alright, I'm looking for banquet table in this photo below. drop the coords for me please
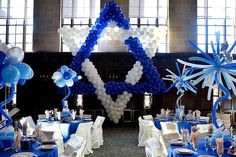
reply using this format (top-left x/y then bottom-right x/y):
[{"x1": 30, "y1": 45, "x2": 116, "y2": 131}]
[
  {"x1": 154, "y1": 118, "x2": 208, "y2": 133},
  {"x1": 37, "y1": 119, "x2": 92, "y2": 142},
  {"x1": 168, "y1": 139, "x2": 232, "y2": 157},
  {"x1": 0, "y1": 142, "x2": 58, "y2": 157}
]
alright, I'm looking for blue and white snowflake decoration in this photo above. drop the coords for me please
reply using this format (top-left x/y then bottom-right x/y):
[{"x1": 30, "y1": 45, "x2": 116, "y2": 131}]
[
  {"x1": 163, "y1": 62, "x2": 197, "y2": 110},
  {"x1": 177, "y1": 32, "x2": 236, "y2": 128}
]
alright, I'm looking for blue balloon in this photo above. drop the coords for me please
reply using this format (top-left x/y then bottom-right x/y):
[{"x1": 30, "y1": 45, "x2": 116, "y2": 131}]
[
  {"x1": 18, "y1": 79, "x2": 26, "y2": 85},
  {"x1": 15, "y1": 63, "x2": 34, "y2": 80},
  {"x1": 0, "y1": 51, "x2": 8, "y2": 65},
  {"x1": 1, "y1": 65, "x2": 20, "y2": 84},
  {"x1": 55, "y1": 79, "x2": 66, "y2": 88}
]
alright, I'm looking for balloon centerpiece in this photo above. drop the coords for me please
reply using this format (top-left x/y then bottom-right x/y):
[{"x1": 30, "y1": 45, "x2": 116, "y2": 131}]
[
  {"x1": 56, "y1": 0, "x2": 166, "y2": 123},
  {"x1": 0, "y1": 40, "x2": 34, "y2": 130},
  {"x1": 177, "y1": 32, "x2": 236, "y2": 128},
  {"x1": 163, "y1": 62, "x2": 197, "y2": 118},
  {"x1": 52, "y1": 65, "x2": 81, "y2": 119}
]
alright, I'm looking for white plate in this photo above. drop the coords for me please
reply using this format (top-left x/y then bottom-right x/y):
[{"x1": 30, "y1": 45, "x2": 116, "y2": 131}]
[
  {"x1": 11, "y1": 152, "x2": 36, "y2": 157},
  {"x1": 175, "y1": 148, "x2": 193, "y2": 154},
  {"x1": 38, "y1": 144, "x2": 56, "y2": 151}
]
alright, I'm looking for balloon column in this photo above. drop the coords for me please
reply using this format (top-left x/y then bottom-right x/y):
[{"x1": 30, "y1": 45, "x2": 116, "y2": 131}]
[
  {"x1": 52, "y1": 65, "x2": 80, "y2": 108},
  {"x1": 163, "y1": 62, "x2": 197, "y2": 108},
  {"x1": 0, "y1": 42, "x2": 34, "y2": 129},
  {"x1": 177, "y1": 32, "x2": 236, "y2": 128}
]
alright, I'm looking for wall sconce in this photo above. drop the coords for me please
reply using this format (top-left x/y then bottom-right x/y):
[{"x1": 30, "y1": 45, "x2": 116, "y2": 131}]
[{"x1": 144, "y1": 92, "x2": 153, "y2": 109}]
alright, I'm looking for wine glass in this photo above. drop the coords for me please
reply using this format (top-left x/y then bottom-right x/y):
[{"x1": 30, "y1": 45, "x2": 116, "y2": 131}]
[
  {"x1": 210, "y1": 140, "x2": 217, "y2": 155},
  {"x1": 192, "y1": 140, "x2": 198, "y2": 151},
  {"x1": 217, "y1": 146, "x2": 224, "y2": 157},
  {"x1": 205, "y1": 136, "x2": 209, "y2": 151}
]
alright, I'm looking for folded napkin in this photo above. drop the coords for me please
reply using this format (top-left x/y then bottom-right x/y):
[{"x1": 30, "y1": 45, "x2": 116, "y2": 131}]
[
  {"x1": 191, "y1": 132, "x2": 200, "y2": 148},
  {"x1": 14, "y1": 131, "x2": 21, "y2": 149},
  {"x1": 36, "y1": 128, "x2": 48, "y2": 142},
  {"x1": 195, "y1": 110, "x2": 201, "y2": 118},
  {"x1": 208, "y1": 123, "x2": 213, "y2": 134},
  {"x1": 79, "y1": 109, "x2": 84, "y2": 118},
  {"x1": 216, "y1": 138, "x2": 224, "y2": 154},
  {"x1": 72, "y1": 110, "x2": 77, "y2": 120},
  {"x1": 191, "y1": 126, "x2": 199, "y2": 133},
  {"x1": 166, "y1": 109, "x2": 171, "y2": 117},
  {"x1": 45, "y1": 110, "x2": 50, "y2": 119},
  {"x1": 161, "y1": 108, "x2": 165, "y2": 117}
]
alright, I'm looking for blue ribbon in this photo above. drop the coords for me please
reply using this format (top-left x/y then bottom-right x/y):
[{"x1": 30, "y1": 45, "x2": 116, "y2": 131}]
[
  {"x1": 62, "y1": 86, "x2": 71, "y2": 108},
  {"x1": 0, "y1": 85, "x2": 15, "y2": 130},
  {"x1": 212, "y1": 72, "x2": 230, "y2": 128}
]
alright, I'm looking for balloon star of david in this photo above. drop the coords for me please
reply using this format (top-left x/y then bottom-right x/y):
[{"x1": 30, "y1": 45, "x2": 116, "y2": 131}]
[
  {"x1": 58, "y1": 0, "x2": 166, "y2": 123},
  {"x1": 177, "y1": 32, "x2": 236, "y2": 128}
]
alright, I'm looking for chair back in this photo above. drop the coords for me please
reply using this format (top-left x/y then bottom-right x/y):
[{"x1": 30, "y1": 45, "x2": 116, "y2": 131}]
[
  {"x1": 160, "y1": 133, "x2": 179, "y2": 156},
  {"x1": 196, "y1": 124, "x2": 210, "y2": 133},
  {"x1": 145, "y1": 138, "x2": 160, "y2": 157},
  {"x1": 160, "y1": 122, "x2": 178, "y2": 135},
  {"x1": 143, "y1": 115, "x2": 153, "y2": 121},
  {"x1": 217, "y1": 113, "x2": 231, "y2": 128},
  {"x1": 93, "y1": 116, "x2": 105, "y2": 128}
]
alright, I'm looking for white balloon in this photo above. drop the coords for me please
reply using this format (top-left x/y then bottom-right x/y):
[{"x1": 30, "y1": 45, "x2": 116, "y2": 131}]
[{"x1": 65, "y1": 79, "x2": 74, "y2": 87}]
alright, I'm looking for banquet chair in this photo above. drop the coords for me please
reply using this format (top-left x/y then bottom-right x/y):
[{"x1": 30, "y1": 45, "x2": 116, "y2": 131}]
[
  {"x1": 199, "y1": 116, "x2": 210, "y2": 123},
  {"x1": 61, "y1": 135, "x2": 86, "y2": 157},
  {"x1": 143, "y1": 115, "x2": 154, "y2": 121},
  {"x1": 91, "y1": 116, "x2": 105, "y2": 148},
  {"x1": 82, "y1": 114, "x2": 92, "y2": 120},
  {"x1": 160, "y1": 122, "x2": 178, "y2": 135},
  {"x1": 145, "y1": 137, "x2": 163, "y2": 157},
  {"x1": 20, "y1": 116, "x2": 36, "y2": 135},
  {"x1": 40, "y1": 122, "x2": 64, "y2": 155},
  {"x1": 196, "y1": 124, "x2": 210, "y2": 133},
  {"x1": 138, "y1": 117, "x2": 160, "y2": 147},
  {"x1": 75, "y1": 121, "x2": 94, "y2": 154},
  {"x1": 159, "y1": 133, "x2": 179, "y2": 156},
  {"x1": 217, "y1": 113, "x2": 231, "y2": 128}
]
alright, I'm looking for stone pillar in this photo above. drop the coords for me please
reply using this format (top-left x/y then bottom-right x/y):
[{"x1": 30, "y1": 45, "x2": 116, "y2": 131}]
[
  {"x1": 169, "y1": 0, "x2": 197, "y2": 53},
  {"x1": 33, "y1": 0, "x2": 60, "y2": 52}
]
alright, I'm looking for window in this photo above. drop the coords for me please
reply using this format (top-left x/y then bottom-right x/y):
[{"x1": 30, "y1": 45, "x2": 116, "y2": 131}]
[
  {"x1": 144, "y1": 92, "x2": 152, "y2": 109},
  {"x1": 61, "y1": 0, "x2": 100, "y2": 52},
  {"x1": 0, "y1": 0, "x2": 34, "y2": 52},
  {"x1": 129, "y1": 0, "x2": 168, "y2": 53},
  {"x1": 197, "y1": 0, "x2": 236, "y2": 53}
]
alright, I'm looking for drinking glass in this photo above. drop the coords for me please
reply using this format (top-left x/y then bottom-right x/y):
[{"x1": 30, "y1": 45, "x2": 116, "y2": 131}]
[{"x1": 216, "y1": 146, "x2": 224, "y2": 157}]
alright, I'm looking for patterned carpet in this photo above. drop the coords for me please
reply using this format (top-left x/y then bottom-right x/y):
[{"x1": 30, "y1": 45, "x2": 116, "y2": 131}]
[{"x1": 87, "y1": 127, "x2": 145, "y2": 157}]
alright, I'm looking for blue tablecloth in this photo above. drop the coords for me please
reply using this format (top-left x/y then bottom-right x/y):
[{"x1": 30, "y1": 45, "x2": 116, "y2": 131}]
[
  {"x1": 168, "y1": 139, "x2": 232, "y2": 157},
  {"x1": 37, "y1": 119, "x2": 92, "y2": 142},
  {"x1": 154, "y1": 118, "x2": 207, "y2": 133},
  {"x1": 0, "y1": 142, "x2": 58, "y2": 157}
]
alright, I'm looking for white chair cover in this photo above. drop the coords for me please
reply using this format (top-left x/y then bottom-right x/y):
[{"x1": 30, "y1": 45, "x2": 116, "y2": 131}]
[
  {"x1": 143, "y1": 115, "x2": 154, "y2": 121},
  {"x1": 160, "y1": 122, "x2": 178, "y2": 135},
  {"x1": 199, "y1": 116, "x2": 210, "y2": 123},
  {"x1": 39, "y1": 122, "x2": 64, "y2": 155},
  {"x1": 91, "y1": 116, "x2": 105, "y2": 148},
  {"x1": 160, "y1": 133, "x2": 179, "y2": 156},
  {"x1": 75, "y1": 121, "x2": 94, "y2": 155},
  {"x1": 196, "y1": 124, "x2": 210, "y2": 133},
  {"x1": 145, "y1": 137, "x2": 163, "y2": 157},
  {"x1": 61, "y1": 135, "x2": 86, "y2": 157},
  {"x1": 138, "y1": 118, "x2": 160, "y2": 147},
  {"x1": 20, "y1": 116, "x2": 36, "y2": 135}
]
